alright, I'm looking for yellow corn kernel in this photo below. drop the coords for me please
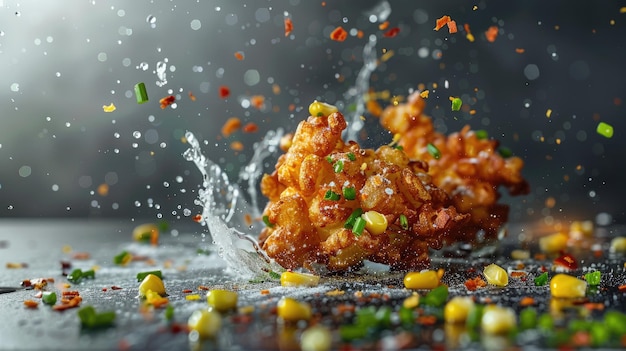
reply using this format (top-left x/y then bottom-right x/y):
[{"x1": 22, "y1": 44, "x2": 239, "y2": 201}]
[
  {"x1": 569, "y1": 220, "x2": 593, "y2": 238},
  {"x1": 187, "y1": 309, "x2": 222, "y2": 339},
  {"x1": 206, "y1": 289, "x2": 238, "y2": 312},
  {"x1": 361, "y1": 211, "x2": 388, "y2": 235},
  {"x1": 481, "y1": 305, "x2": 517, "y2": 334},
  {"x1": 550, "y1": 273, "x2": 587, "y2": 298},
  {"x1": 444, "y1": 296, "x2": 475, "y2": 324},
  {"x1": 609, "y1": 237, "x2": 626, "y2": 253},
  {"x1": 276, "y1": 297, "x2": 312, "y2": 322},
  {"x1": 145, "y1": 289, "x2": 169, "y2": 306},
  {"x1": 185, "y1": 294, "x2": 201, "y2": 301},
  {"x1": 403, "y1": 270, "x2": 440, "y2": 290},
  {"x1": 300, "y1": 325, "x2": 332, "y2": 351},
  {"x1": 133, "y1": 223, "x2": 159, "y2": 242},
  {"x1": 483, "y1": 263, "x2": 509, "y2": 287},
  {"x1": 402, "y1": 293, "x2": 420, "y2": 309},
  {"x1": 280, "y1": 271, "x2": 321, "y2": 287},
  {"x1": 138, "y1": 274, "x2": 166, "y2": 297},
  {"x1": 539, "y1": 232, "x2": 568, "y2": 253},
  {"x1": 511, "y1": 249, "x2": 530, "y2": 260},
  {"x1": 308, "y1": 100, "x2": 338, "y2": 117}
]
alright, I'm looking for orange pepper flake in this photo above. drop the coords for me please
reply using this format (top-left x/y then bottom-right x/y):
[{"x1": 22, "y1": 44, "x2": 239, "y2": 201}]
[
  {"x1": 584, "y1": 302, "x2": 605, "y2": 311},
  {"x1": 284, "y1": 17, "x2": 293, "y2": 37},
  {"x1": 515, "y1": 48, "x2": 525, "y2": 54},
  {"x1": 510, "y1": 271, "x2": 527, "y2": 278},
  {"x1": 383, "y1": 27, "x2": 400, "y2": 38},
  {"x1": 219, "y1": 85, "x2": 230, "y2": 99},
  {"x1": 159, "y1": 95, "x2": 176, "y2": 109},
  {"x1": 188, "y1": 91, "x2": 196, "y2": 101},
  {"x1": 221, "y1": 117, "x2": 242, "y2": 137},
  {"x1": 330, "y1": 26, "x2": 348, "y2": 42},
  {"x1": 485, "y1": 25, "x2": 499, "y2": 42},
  {"x1": 417, "y1": 315, "x2": 437, "y2": 326},
  {"x1": 519, "y1": 296, "x2": 535, "y2": 306},
  {"x1": 102, "y1": 287, "x2": 108, "y2": 292},
  {"x1": 464, "y1": 276, "x2": 487, "y2": 291},
  {"x1": 447, "y1": 20, "x2": 458, "y2": 34},
  {"x1": 97, "y1": 183, "x2": 109, "y2": 196},
  {"x1": 192, "y1": 214, "x2": 203, "y2": 223},
  {"x1": 62, "y1": 290, "x2": 80, "y2": 297},
  {"x1": 230, "y1": 141, "x2": 244, "y2": 152},
  {"x1": 366, "y1": 100, "x2": 382, "y2": 117},
  {"x1": 242, "y1": 122, "x2": 259, "y2": 133},
  {"x1": 72, "y1": 252, "x2": 91, "y2": 260},
  {"x1": 356, "y1": 30, "x2": 364, "y2": 39},
  {"x1": 250, "y1": 95, "x2": 265, "y2": 110},
  {"x1": 234, "y1": 51, "x2": 245, "y2": 60},
  {"x1": 434, "y1": 15, "x2": 452, "y2": 31},
  {"x1": 24, "y1": 300, "x2": 39, "y2": 309},
  {"x1": 198, "y1": 285, "x2": 210, "y2": 291},
  {"x1": 260, "y1": 289, "x2": 270, "y2": 295},
  {"x1": 378, "y1": 21, "x2": 390, "y2": 30}
]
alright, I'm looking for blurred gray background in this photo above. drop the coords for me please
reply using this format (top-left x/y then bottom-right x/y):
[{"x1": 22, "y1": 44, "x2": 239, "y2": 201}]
[{"x1": 0, "y1": 0, "x2": 624, "y2": 227}]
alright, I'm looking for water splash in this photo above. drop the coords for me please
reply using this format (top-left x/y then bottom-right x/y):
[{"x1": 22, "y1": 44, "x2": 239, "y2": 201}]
[{"x1": 183, "y1": 130, "x2": 284, "y2": 278}]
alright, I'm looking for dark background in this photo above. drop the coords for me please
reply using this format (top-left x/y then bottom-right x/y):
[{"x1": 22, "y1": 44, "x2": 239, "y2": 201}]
[{"x1": 0, "y1": 0, "x2": 623, "y2": 227}]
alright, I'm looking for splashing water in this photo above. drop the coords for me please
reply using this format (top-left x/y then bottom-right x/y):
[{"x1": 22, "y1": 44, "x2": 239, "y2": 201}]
[{"x1": 183, "y1": 130, "x2": 284, "y2": 278}]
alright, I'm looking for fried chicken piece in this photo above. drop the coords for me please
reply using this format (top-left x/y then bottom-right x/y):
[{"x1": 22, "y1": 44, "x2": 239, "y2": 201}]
[
  {"x1": 259, "y1": 110, "x2": 469, "y2": 272},
  {"x1": 380, "y1": 91, "x2": 529, "y2": 244}
]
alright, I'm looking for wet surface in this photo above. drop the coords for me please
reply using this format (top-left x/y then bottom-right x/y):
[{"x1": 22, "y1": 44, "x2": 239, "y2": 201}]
[{"x1": 1, "y1": 219, "x2": 625, "y2": 350}]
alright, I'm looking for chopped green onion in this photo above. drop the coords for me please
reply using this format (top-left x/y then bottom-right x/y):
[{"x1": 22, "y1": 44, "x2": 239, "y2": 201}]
[
  {"x1": 498, "y1": 147, "x2": 513, "y2": 158},
  {"x1": 136, "y1": 270, "x2": 163, "y2": 282},
  {"x1": 422, "y1": 285, "x2": 448, "y2": 307},
  {"x1": 519, "y1": 307, "x2": 537, "y2": 330},
  {"x1": 534, "y1": 272, "x2": 549, "y2": 286},
  {"x1": 475, "y1": 129, "x2": 488, "y2": 140},
  {"x1": 537, "y1": 313, "x2": 554, "y2": 331},
  {"x1": 343, "y1": 187, "x2": 356, "y2": 200},
  {"x1": 451, "y1": 97, "x2": 462, "y2": 111},
  {"x1": 393, "y1": 145, "x2": 404, "y2": 151},
  {"x1": 584, "y1": 270, "x2": 601, "y2": 286},
  {"x1": 134, "y1": 82, "x2": 149, "y2": 104},
  {"x1": 262, "y1": 215, "x2": 274, "y2": 228},
  {"x1": 317, "y1": 112, "x2": 324, "y2": 117},
  {"x1": 596, "y1": 122, "x2": 614, "y2": 138},
  {"x1": 268, "y1": 271, "x2": 281, "y2": 280},
  {"x1": 352, "y1": 217, "x2": 366, "y2": 236},
  {"x1": 399, "y1": 214, "x2": 409, "y2": 230},
  {"x1": 42, "y1": 291, "x2": 57, "y2": 305},
  {"x1": 427, "y1": 143, "x2": 441, "y2": 159},
  {"x1": 113, "y1": 250, "x2": 131, "y2": 265},
  {"x1": 82, "y1": 269, "x2": 95, "y2": 279},
  {"x1": 78, "y1": 306, "x2": 116, "y2": 329},
  {"x1": 344, "y1": 208, "x2": 363, "y2": 229},
  {"x1": 326, "y1": 156, "x2": 333, "y2": 163},
  {"x1": 164, "y1": 305, "x2": 175, "y2": 321},
  {"x1": 347, "y1": 152, "x2": 356, "y2": 161},
  {"x1": 324, "y1": 190, "x2": 340, "y2": 201},
  {"x1": 67, "y1": 268, "x2": 95, "y2": 284},
  {"x1": 333, "y1": 160, "x2": 344, "y2": 173}
]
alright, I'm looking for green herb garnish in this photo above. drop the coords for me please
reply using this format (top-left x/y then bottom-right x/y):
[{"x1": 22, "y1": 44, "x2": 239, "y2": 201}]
[
  {"x1": 333, "y1": 160, "x2": 344, "y2": 173},
  {"x1": 427, "y1": 143, "x2": 441, "y2": 159},
  {"x1": 343, "y1": 187, "x2": 356, "y2": 200},
  {"x1": 344, "y1": 208, "x2": 363, "y2": 229},
  {"x1": 262, "y1": 215, "x2": 274, "y2": 228},
  {"x1": 352, "y1": 217, "x2": 366, "y2": 236},
  {"x1": 324, "y1": 190, "x2": 341, "y2": 201},
  {"x1": 399, "y1": 214, "x2": 409, "y2": 229}
]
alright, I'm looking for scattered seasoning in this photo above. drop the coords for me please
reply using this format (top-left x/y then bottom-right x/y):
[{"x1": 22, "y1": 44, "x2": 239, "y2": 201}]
[
  {"x1": 597, "y1": 122, "x2": 614, "y2": 138},
  {"x1": 464, "y1": 23, "x2": 475, "y2": 42},
  {"x1": 134, "y1": 82, "x2": 149, "y2": 104},
  {"x1": 515, "y1": 48, "x2": 526, "y2": 54},
  {"x1": 251, "y1": 95, "x2": 265, "y2": 110},
  {"x1": 333, "y1": 160, "x2": 344, "y2": 173},
  {"x1": 420, "y1": 90, "x2": 430, "y2": 99},
  {"x1": 554, "y1": 252, "x2": 578, "y2": 270},
  {"x1": 383, "y1": 27, "x2": 400, "y2": 38},
  {"x1": 519, "y1": 296, "x2": 535, "y2": 306},
  {"x1": 352, "y1": 217, "x2": 366, "y2": 236},
  {"x1": 324, "y1": 190, "x2": 341, "y2": 201},
  {"x1": 188, "y1": 91, "x2": 196, "y2": 101},
  {"x1": 262, "y1": 215, "x2": 274, "y2": 228},
  {"x1": 485, "y1": 25, "x2": 499, "y2": 42},
  {"x1": 534, "y1": 272, "x2": 549, "y2": 286},
  {"x1": 343, "y1": 187, "x2": 356, "y2": 200},
  {"x1": 102, "y1": 103, "x2": 116, "y2": 112},
  {"x1": 219, "y1": 85, "x2": 230, "y2": 99},
  {"x1": 284, "y1": 17, "x2": 293, "y2": 37},
  {"x1": 330, "y1": 26, "x2": 348, "y2": 42},
  {"x1": 399, "y1": 214, "x2": 409, "y2": 229},
  {"x1": 427, "y1": 143, "x2": 441, "y2": 159},
  {"x1": 451, "y1": 97, "x2": 462, "y2": 111}
]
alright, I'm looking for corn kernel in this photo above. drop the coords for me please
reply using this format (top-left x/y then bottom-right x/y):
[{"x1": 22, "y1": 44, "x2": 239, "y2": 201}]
[
  {"x1": 511, "y1": 249, "x2": 530, "y2": 260},
  {"x1": 185, "y1": 294, "x2": 201, "y2": 301},
  {"x1": 187, "y1": 309, "x2": 222, "y2": 339},
  {"x1": 481, "y1": 305, "x2": 517, "y2": 334},
  {"x1": 402, "y1": 293, "x2": 420, "y2": 309},
  {"x1": 361, "y1": 211, "x2": 388, "y2": 235},
  {"x1": 403, "y1": 270, "x2": 440, "y2": 290},
  {"x1": 138, "y1": 274, "x2": 165, "y2": 297},
  {"x1": 444, "y1": 296, "x2": 475, "y2": 324},
  {"x1": 300, "y1": 325, "x2": 332, "y2": 351},
  {"x1": 483, "y1": 263, "x2": 509, "y2": 287},
  {"x1": 550, "y1": 273, "x2": 587, "y2": 298},
  {"x1": 277, "y1": 297, "x2": 312, "y2": 322},
  {"x1": 539, "y1": 232, "x2": 568, "y2": 253},
  {"x1": 308, "y1": 100, "x2": 338, "y2": 117},
  {"x1": 280, "y1": 271, "x2": 321, "y2": 287},
  {"x1": 206, "y1": 289, "x2": 238, "y2": 312},
  {"x1": 609, "y1": 237, "x2": 626, "y2": 253}
]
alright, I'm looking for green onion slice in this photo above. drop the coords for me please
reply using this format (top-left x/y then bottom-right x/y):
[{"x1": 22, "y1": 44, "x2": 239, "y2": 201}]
[
  {"x1": 596, "y1": 122, "x2": 614, "y2": 138},
  {"x1": 134, "y1": 82, "x2": 149, "y2": 104},
  {"x1": 352, "y1": 217, "x2": 366, "y2": 236},
  {"x1": 475, "y1": 129, "x2": 488, "y2": 140},
  {"x1": 347, "y1": 152, "x2": 356, "y2": 161},
  {"x1": 399, "y1": 214, "x2": 409, "y2": 230},
  {"x1": 42, "y1": 291, "x2": 57, "y2": 305},
  {"x1": 344, "y1": 208, "x2": 363, "y2": 229},
  {"x1": 324, "y1": 190, "x2": 340, "y2": 201},
  {"x1": 451, "y1": 97, "x2": 462, "y2": 111},
  {"x1": 333, "y1": 160, "x2": 344, "y2": 173},
  {"x1": 427, "y1": 143, "x2": 441, "y2": 159},
  {"x1": 262, "y1": 215, "x2": 274, "y2": 228},
  {"x1": 343, "y1": 187, "x2": 356, "y2": 200}
]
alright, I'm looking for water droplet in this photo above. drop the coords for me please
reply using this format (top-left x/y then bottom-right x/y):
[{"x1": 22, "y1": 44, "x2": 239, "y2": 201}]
[
  {"x1": 190, "y1": 19, "x2": 202, "y2": 30},
  {"x1": 10, "y1": 83, "x2": 19, "y2": 92},
  {"x1": 132, "y1": 131, "x2": 141, "y2": 139}
]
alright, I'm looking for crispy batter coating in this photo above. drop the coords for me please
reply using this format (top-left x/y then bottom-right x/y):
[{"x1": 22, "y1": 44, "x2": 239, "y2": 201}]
[
  {"x1": 380, "y1": 91, "x2": 529, "y2": 244},
  {"x1": 259, "y1": 111, "x2": 469, "y2": 272}
]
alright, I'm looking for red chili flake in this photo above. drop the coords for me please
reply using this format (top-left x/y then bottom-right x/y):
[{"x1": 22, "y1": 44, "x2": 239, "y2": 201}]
[
  {"x1": 197, "y1": 285, "x2": 210, "y2": 291},
  {"x1": 242, "y1": 122, "x2": 259, "y2": 133},
  {"x1": 383, "y1": 27, "x2": 400, "y2": 38},
  {"x1": 519, "y1": 296, "x2": 535, "y2": 306},
  {"x1": 232, "y1": 314, "x2": 253, "y2": 324},
  {"x1": 111, "y1": 286, "x2": 123, "y2": 290},
  {"x1": 572, "y1": 331, "x2": 591, "y2": 347},
  {"x1": 330, "y1": 26, "x2": 348, "y2": 42},
  {"x1": 464, "y1": 276, "x2": 487, "y2": 291},
  {"x1": 21, "y1": 279, "x2": 32, "y2": 287},
  {"x1": 159, "y1": 95, "x2": 176, "y2": 109},
  {"x1": 188, "y1": 91, "x2": 196, "y2": 101},
  {"x1": 72, "y1": 252, "x2": 91, "y2": 260},
  {"x1": 219, "y1": 85, "x2": 230, "y2": 99},
  {"x1": 62, "y1": 290, "x2": 80, "y2": 296},
  {"x1": 102, "y1": 287, "x2": 108, "y2": 292},
  {"x1": 447, "y1": 20, "x2": 458, "y2": 34},
  {"x1": 192, "y1": 214, "x2": 203, "y2": 223},
  {"x1": 554, "y1": 252, "x2": 578, "y2": 270},
  {"x1": 234, "y1": 51, "x2": 245, "y2": 61},
  {"x1": 434, "y1": 15, "x2": 452, "y2": 31},
  {"x1": 510, "y1": 271, "x2": 527, "y2": 278},
  {"x1": 284, "y1": 17, "x2": 293, "y2": 37},
  {"x1": 260, "y1": 289, "x2": 270, "y2": 295},
  {"x1": 182, "y1": 289, "x2": 193, "y2": 294},
  {"x1": 221, "y1": 117, "x2": 241, "y2": 137},
  {"x1": 584, "y1": 302, "x2": 605, "y2": 311},
  {"x1": 378, "y1": 21, "x2": 390, "y2": 30},
  {"x1": 485, "y1": 25, "x2": 499, "y2": 42}
]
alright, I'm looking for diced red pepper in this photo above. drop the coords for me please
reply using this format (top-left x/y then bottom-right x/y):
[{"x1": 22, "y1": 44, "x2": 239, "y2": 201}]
[
  {"x1": 330, "y1": 26, "x2": 348, "y2": 42},
  {"x1": 383, "y1": 27, "x2": 400, "y2": 38}
]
